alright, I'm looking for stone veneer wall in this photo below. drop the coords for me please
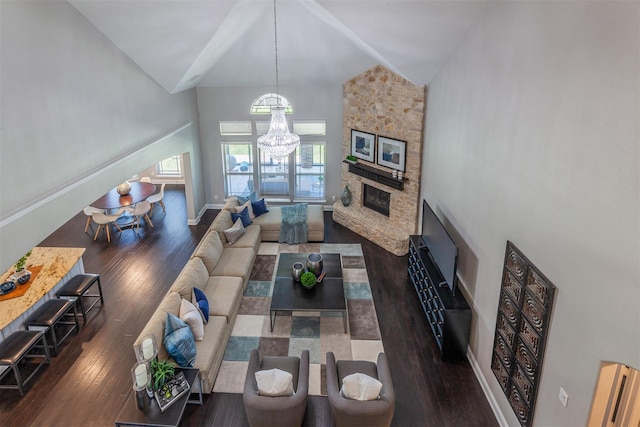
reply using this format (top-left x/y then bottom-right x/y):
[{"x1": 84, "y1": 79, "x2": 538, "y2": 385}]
[{"x1": 333, "y1": 65, "x2": 426, "y2": 256}]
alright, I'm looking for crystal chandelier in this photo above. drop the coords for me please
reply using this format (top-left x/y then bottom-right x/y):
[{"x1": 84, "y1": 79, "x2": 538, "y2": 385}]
[{"x1": 257, "y1": 0, "x2": 299, "y2": 161}]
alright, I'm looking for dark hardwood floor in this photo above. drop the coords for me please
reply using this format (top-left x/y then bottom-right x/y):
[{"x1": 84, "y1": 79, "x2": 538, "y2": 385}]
[{"x1": 0, "y1": 186, "x2": 497, "y2": 426}]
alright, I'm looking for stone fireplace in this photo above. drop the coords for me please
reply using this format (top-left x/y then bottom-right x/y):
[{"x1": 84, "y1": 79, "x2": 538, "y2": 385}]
[
  {"x1": 333, "y1": 65, "x2": 426, "y2": 256},
  {"x1": 363, "y1": 184, "x2": 390, "y2": 217}
]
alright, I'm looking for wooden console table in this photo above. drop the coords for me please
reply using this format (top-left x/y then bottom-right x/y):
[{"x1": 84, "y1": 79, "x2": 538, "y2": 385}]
[{"x1": 0, "y1": 247, "x2": 86, "y2": 341}]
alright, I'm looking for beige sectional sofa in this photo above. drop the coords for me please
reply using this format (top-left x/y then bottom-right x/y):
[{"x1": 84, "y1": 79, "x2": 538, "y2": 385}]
[
  {"x1": 216, "y1": 196, "x2": 325, "y2": 242},
  {"x1": 133, "y1": 199, "x2": 324, "y2": 393}
]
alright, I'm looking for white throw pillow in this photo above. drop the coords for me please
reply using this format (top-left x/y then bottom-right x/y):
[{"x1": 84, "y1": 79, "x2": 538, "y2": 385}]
[
  {"x1": 223, "y1": 218, "x2": 246, "y2": 245},
  {"x1": 235, "y1": 200, "x2": 255, "y2": 219},
  {"x1": 340, "y1": 373, "x2": 383, "y2": 401},
  {"x1": 179, "y1": 298, "x2": 204, "y2": 341},
  {"x1": 255, "y1": 368, "x2": 295, "y2": 397}
]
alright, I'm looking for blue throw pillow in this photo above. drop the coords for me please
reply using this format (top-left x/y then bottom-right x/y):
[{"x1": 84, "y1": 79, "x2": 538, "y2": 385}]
[
  {"x1": 231, "y1": 206, "x2": 252, "y2": 227},
  {"x1": 251, "y1": 198, "x2": 269, "y2": 217},
  {"x1": 163, "y1": 313, "x2": 196, "y2": 367},
  {"x1": 237, "y1": 191, "x2": 257, "y2": 205},
  {"x1": 192, "y1": 287, "x2": 209, "y2": 323}
]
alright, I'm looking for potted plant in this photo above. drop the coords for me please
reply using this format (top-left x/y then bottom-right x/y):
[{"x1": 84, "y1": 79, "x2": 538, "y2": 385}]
[
  {"x1": 150, "y1": 358, "x2": 176, "y2": 391},
  {"x1": 13, "y1": 251, "x2": 32, "y2": 285},
  {"x1": 301, "y1": 272, "x2": 317, "y2": 290}
]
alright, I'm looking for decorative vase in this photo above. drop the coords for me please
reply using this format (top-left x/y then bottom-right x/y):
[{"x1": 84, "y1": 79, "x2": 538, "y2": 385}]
[
  {"x1": 291, "y1": 262, "x2": 305, "y2": 282},
  {"x1": 306, "y1": 253, "x2": 323, "y2": 276},
  {"x1": 341, "y1": 185, "x2": 352, "y2": 207},
  {"x1": 117, "y1": 181, "x2": 132, "y2": 195}
]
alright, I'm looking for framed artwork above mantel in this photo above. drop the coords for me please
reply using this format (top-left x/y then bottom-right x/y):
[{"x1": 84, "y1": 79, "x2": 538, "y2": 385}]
[
  {"x1": 377, "y1": 136, "x2": 406, "y2": 172},
  {"x1": 350, "y1": 129, "x2": 376, "y2": 163}
]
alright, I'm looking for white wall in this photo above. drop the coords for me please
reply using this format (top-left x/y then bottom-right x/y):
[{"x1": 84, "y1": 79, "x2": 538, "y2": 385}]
[
  {"x1": 0, "y1": 1, "x2": 205, "y2": 271},
  {"x1": 423, "y1": 2, "x2": 639, "y2": 426},
  {"x1": 196, "y1": 85, "x2": 344, "y2": 205}
]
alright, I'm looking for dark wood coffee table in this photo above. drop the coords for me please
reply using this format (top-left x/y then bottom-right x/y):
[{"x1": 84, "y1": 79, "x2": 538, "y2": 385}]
[
  {"x1": 114, "y1": 368, "x2": 202, "y2": 427},
  {"x1": 270, "y1": 253, "x2": 347, "y2": 333}
]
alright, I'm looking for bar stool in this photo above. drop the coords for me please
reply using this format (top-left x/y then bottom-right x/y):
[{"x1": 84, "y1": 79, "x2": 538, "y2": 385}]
[
  {"x1": 55, "y1": 273, "x2": 103, "y2": 324},
  {"x1": 24, "y1": 299, "x2": 79, "y2": 356},
  {"x1": 0, "y1": 330, "x2": 51, "y2": 395}
]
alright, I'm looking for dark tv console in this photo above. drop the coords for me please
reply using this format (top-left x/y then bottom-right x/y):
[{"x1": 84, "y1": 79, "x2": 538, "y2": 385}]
[{"x1": 408, "y1": 236, "x2": 471, "y2": 360}]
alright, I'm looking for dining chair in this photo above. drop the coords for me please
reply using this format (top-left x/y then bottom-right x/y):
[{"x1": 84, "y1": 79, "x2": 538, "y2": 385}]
[
  {"x1": 146, "y1": 183, "x2": 166, "y2": 216},
  {"x1": 83, "y1": 206, "x2": 106, "y2": 233},
  {"x1": 92, "y1": 209, "x2": 124, "y2": 242},
  {"x1": 130, "y1": 201, "x2": 154, "y2": 231}
]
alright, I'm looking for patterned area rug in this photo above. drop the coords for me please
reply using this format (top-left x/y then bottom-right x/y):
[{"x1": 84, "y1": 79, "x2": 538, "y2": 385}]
[{"x1": 213, "y1": 243, "x2": 384, "y2": 396}]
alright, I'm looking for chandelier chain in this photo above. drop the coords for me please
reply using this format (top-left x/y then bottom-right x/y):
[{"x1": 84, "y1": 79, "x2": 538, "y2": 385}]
[{"x1": 273, "y1": 0, "x2": 280, "y2": 107}]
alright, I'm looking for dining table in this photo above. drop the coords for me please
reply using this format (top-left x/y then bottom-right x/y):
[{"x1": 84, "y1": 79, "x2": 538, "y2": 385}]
[{"x1": 91, "y1": 182, "x2": 157, "y2": 211}]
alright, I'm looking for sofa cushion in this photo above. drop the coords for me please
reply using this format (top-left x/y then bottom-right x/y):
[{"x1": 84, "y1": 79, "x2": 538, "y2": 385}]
[
  {"x1": 224, "y1": 222, "x2": 261, "y2": 249},
  {"x1": 211, "y1": 247, "x2": 255, "y2": 283},
  {"x1": 194, "y1": 232, "x2": 225, "y2": 274},
  {"x1": 134, "y1": 292, "x2": 182, "y2": 361},
  {"x1": 193, "y1": 315, "x2": 228, "y2": 392},
  {"x1": 202, "y1": 276, "x2": 244, "y2": 324},
  {"x1": 210, "y1": 209, "x2": 234, "y2": 244},
  {"x1": 192, "y1": 287, "x2": 209, "y2": 323},
  {"x1": 237, "y1": 192, "x2": 257, "y2": 205},
  {"x1": 251, "y1": 198, "x2": 269, "y2": 217},
  {"x1": 170, "y1": 257, "x2": 210, "y2": 301},
  {"x1": 224, "y1": 218, "x2": 245, "y2": 245},
  {"x1": 236, "y1": 200, "x2": 255, "y2": 219},
  {"x1": 255, "y1": 368, "x2": 294, "y2": 397},
  {"x1": 231, "y1": 206, "x2": 252, "y2": 228},
  {"x1": 179, "y1": 298, "x2": 204, "y2": 341},
  {"x1": 164, "y1": 312, "x2": 196, "y2": 368},
  {"x1": 340, "y1": 372, "x2": 382, "y2": 401}
]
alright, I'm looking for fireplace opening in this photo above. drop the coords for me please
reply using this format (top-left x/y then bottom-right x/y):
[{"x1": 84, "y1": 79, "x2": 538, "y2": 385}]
[{"x1": 363, "y1": 184, "x2": 390, "y2": 216}]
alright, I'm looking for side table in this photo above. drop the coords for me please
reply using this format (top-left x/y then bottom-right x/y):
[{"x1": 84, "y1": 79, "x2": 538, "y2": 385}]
[{"x1": 115, "y1": 368, "x2": 202, "y2": 427}]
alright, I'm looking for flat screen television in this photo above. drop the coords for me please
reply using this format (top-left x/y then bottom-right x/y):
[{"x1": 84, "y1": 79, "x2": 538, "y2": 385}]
[{"x1": 420, "y1": 199, "x2": 459, "y2": 295}]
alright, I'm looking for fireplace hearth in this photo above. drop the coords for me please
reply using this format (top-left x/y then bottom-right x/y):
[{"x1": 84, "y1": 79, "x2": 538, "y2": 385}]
[{"x1": 363, "y1": 184, "x2": 390, "y2": 216}]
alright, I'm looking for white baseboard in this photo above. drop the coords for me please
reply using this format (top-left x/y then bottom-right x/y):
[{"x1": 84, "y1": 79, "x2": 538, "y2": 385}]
[{"x1": 467, "y1": 348, "x2": 509, "y2": 426}]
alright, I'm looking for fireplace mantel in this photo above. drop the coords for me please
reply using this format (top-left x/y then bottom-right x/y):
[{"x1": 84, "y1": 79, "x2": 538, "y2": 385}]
[{"x1": 344, "y1": 161, "x2": 406, "y2": 191}]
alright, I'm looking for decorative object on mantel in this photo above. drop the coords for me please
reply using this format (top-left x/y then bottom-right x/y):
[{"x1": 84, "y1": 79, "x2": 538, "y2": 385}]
[
  {"x1": 341, "y1": 185, "x2": 352, "y2": 207},
  {"x1": 116, "y1": 181, "x2": 132, "y2": 195},
  {"x1": 291, "y1": 262, "x2": 304, "y2": 282},
  {"x1": 392, "y1": 170, "x2": 397, "y2": 179},
  {"x1": 398, "y1": 171, "x2": 403, "y2": 180},
  {"x1": 345, "y1": 155, "x2": 358, "y2": 164},
  {"x1": 491, "y1": 241, "x2": 556, "y2": 427},
  {"x1": 306, "y1": 252, "x2": 323, "y2": 276},
  {"x1": 377, "y1": 136, "x2": 406, "y2": 171},
  {"x1": 256, "y1": 0, "x2": 300, "y2": 160},
  {"x1": 351, "y1": 129, "x2": 376, "y2": 163}
]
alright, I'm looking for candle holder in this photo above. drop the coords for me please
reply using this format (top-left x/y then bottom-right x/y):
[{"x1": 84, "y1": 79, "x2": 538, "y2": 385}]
[
  {"x1": 131, "y1": 361, "x2": 153, "y2": 408},
  {"x1": 134, "y1": 334, "x2": 157, "y2": 364}
]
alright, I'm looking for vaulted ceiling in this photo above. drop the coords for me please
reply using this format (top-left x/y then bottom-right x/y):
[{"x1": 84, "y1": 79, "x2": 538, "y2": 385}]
[{"x1": 68, "y1": 0, "x2": 487, "y2": 94}]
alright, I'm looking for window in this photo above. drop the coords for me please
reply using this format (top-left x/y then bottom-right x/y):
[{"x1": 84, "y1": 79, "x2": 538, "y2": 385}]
[
  {"x1": 250, "y1": 93, "x2": 293, "y2": 114},
  {"x1": 156, "y1": 155, "x2": 182, "y2": 176},
  {"x1": 220, "y1": 118, "x2": 326, "y2": 201},
  {"x1": 221, "y1": 143, "x2": 254, "y2": 196},
  {"x1": 294, "y1": 142, "x2": 325, "y2": 198}
]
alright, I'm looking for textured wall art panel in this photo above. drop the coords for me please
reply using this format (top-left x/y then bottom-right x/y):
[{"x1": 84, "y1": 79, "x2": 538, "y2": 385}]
[{"x1": 491, "y1": 241, "x2": 556, "y2": 427}]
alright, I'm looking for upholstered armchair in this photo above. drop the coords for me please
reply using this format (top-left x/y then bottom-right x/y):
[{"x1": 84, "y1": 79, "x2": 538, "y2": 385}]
[
  {"x1": 326, "y1": 352, "x2": 395, "y2": 427},
  {"x1": 243, "y1": 349, "x2": 309, "y2": 427}
]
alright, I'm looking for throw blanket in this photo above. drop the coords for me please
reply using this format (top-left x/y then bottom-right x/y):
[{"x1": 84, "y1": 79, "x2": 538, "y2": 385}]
[{"x1": 279, "y1": 203, "x2": 308, "y2": 244}]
